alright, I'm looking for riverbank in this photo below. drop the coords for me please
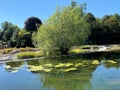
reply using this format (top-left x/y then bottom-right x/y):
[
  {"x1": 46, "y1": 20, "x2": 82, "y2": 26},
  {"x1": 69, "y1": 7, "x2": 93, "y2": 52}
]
[{"x1": 1, "y1": 45, "x2": 120, "y2": 63}]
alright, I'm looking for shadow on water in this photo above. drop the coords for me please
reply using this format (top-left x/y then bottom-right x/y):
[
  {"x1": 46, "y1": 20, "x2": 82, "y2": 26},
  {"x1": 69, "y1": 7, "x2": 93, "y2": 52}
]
[{"x1": 70, "y1": 51, "x2": 120, "y2": 60}]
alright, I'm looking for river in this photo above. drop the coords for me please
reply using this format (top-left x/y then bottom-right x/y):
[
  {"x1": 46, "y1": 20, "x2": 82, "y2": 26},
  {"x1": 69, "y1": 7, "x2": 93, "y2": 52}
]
[{"x1": 0, "y1": 55, "x2": 120, "y2": 90}]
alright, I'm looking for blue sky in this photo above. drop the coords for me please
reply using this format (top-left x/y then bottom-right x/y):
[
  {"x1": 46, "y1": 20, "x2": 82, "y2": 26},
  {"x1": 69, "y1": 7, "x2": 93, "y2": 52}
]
[{"x1": 0, "y1": 0, "x2": 120, "y2": 28}]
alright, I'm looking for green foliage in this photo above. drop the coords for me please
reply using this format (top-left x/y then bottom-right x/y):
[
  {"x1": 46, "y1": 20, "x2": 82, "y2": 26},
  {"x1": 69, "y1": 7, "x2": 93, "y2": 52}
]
[
  {"x1": 17, "y1": 51, "x2": 42, "y2": 59},
  {"x1": 17, "y1": 30, "x2": 33, "y2": 47},
  {"x1": 87, "y1": 13, "x2": 120, "y2": 44},
  {"x1": 1, "y1": 3, "x2": 120, "y2": 47},
  {"x1": 69, "y1": 49, "x2": 86, "y2": 54},
  {"x1": 36, "y1": 4, "x2": 90, "y2": 55},
  {"x1": 104, "y1": 15, "x2": 120, "y2": 33},
  {"x1": 1, "y1": 22, "x2": 20, "y2": 42}
]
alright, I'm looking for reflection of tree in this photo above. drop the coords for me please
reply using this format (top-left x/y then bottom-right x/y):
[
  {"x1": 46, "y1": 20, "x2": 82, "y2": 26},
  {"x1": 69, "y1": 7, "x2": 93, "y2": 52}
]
[
  {"x1": 104, "y1": 61, "x2": 120, "y2": 69},
  {"x1": 6, "y1": 61, "x2": 23, "y2": 68},
  {"x1": 27, "y1": 59, "x2": 61, "y2": 66},
  {"x1": 27, "y1": 60, "x2": 40, "y2": 66},
  {"x1": 39, "y1": 65, "x2": 97, "y2": 90},
  {"x1": 5, "y1": 61, "x2": 23, "y2": 72}
]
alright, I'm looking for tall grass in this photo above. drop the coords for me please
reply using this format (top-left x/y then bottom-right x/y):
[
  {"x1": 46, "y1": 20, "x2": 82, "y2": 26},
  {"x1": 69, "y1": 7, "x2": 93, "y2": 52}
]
[
  {"x1": 17, "y1": 52, "x2": 42, "y2": 59},
  {"x1": 0, "y1": 48, "x2": 14, "y2": 54}
]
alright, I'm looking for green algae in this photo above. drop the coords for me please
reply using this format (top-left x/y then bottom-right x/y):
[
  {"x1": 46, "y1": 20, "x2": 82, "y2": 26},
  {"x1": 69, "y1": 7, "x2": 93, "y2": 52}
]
[
  {"x1": 29, "y1": 65, "x2": 44, "y2": 72},
  {"x1": 63, "y1": 68, "x2": 78, "y2": 72},
  {"x1": 74, "y1": 63, "x2": 83, "y2": 67},
  {"x1": 54, "y1": 63, "x2": 73, "y2": 68},
  {"x1": 44, "y1": 64, "x2": 53, "y2": 67},
  {"x1": 107, "y1": 60, "x2": 117, "y2": 64},
  {"x1": 91, "y1": 60, "x2": 100, "y2": 65}
]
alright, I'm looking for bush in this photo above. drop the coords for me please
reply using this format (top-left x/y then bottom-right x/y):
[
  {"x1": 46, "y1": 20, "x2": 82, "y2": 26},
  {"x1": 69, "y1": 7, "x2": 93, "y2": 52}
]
[
  {"x1": 17, "y1": 51, "x2": 43, "y2": 59},
  {"x1": 69, "y1": 48, "x2": 89, "y2": 54}
]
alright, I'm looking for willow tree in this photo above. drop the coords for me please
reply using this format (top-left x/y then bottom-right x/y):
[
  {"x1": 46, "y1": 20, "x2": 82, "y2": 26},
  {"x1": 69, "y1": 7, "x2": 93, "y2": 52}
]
[{"x1": 36, "y1": 4, "x2": 90, "y2": 55}]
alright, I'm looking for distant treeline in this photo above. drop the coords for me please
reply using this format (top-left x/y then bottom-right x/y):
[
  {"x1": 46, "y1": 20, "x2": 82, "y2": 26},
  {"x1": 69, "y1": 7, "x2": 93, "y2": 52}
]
[
  {"x1": 86, "y1": 13, "x2": 120, "y2": 45},
  {"x1": 0, "y1": 5, "x2": 120, "y2": 48},
  {"x1": 0, "y1": 17, "x2": 42, "y2": 48}
]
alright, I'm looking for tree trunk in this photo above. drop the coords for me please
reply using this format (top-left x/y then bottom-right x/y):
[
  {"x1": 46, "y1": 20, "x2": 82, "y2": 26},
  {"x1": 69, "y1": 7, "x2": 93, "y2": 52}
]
[{"x1": 60, "y1": 47, "x2": 69, "y2": 55}]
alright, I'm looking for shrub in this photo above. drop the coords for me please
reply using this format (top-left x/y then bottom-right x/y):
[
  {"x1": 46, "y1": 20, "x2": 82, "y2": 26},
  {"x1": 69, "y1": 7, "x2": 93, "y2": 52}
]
[
  {"x1": 17, "y1": 51, "x2": 43, "y2": 59},
  {"x1": 69, "y1": 48, "x2": 88, "y2": 54}
]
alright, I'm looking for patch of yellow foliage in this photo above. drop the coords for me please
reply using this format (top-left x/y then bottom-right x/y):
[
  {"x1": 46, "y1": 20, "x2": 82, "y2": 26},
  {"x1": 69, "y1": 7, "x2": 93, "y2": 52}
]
[
  {"x1": 107, "y1": 60, "x2": 117, "y2": 64},
  {"x1": 91, "y1": 60, "x2": 100, "y2": 65},
  {"x1": 63, "y1": 68, "x2": 77, "y2": 72}
]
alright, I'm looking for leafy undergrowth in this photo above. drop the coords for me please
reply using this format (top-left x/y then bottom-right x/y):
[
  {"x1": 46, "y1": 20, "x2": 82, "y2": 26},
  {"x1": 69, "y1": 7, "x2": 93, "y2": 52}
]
[{"x1": 17, "y1": 51, "x2": 43, "y2": 59}]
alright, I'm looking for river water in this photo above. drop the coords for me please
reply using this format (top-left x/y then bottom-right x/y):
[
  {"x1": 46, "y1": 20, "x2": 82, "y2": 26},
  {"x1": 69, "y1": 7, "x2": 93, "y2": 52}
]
[{"x1": 0, "y1": 56, "x2": 120, "y2": 90}]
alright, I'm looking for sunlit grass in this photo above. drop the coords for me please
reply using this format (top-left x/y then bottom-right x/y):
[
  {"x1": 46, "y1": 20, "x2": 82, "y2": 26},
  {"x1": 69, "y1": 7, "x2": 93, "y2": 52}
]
[
  {"x1": 69, "y1": 48, "x2": 88, "y2": 54},
  {"x1": 17, "y1": 51, "x2": 43, "y2": 59}
]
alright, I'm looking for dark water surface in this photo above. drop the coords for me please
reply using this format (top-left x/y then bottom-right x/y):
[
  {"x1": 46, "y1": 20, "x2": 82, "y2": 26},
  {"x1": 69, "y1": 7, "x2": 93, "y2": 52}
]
[{"x1": 0, "y1": 56, "x2": 120, "y2": 90}]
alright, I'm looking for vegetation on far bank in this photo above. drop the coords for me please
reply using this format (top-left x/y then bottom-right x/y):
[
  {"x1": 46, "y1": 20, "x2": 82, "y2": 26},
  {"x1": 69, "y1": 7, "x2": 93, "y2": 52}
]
[
  {"x1": 17, "y1": 51, "x2": 42, "y2": 59},
  {"x1": 1, "y1": 2, "x2": 120, "y2": 58},
  {"x1": 15, "y1": 44, "x2": 120, "y2": 59},
  {"x1": 1, "y1": 44, "x2": 120, "y2": 59},
  {"x1": 0, "y1": 47, "x2": 38, "y2": 54}
]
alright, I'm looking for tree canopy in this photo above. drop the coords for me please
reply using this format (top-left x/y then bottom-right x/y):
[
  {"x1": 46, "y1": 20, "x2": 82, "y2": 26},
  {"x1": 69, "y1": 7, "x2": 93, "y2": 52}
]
[
  {"x1": 24, "y1": 17, "x2": 42, "y2": 32},
  {"x1": 36, "y1": 4, "x2": 90, "y2": 55},
  {"x1": 1, "y1": 2, "x2": 120, "y2": 48},
  {"x1": 1, "y1": 21, "x2": 20, "y2": 42}
]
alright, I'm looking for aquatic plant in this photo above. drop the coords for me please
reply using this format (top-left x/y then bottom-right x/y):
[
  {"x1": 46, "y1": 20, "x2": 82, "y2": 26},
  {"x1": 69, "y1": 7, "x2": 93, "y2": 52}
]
[
  {"x1": 62, "y1": 68, "x2": 78, "y2": 72},
  {"x1": 91, "y1": 60, "x2": 100, "y2": 65},
  {"x1": 74, "y1": 63, "x2": 83, "y2": 67},
  {"x1": 106, "y1": 60, "x2": 117, "y2": 64},
  {"x1": 43, "y1": 69, "x2": 52, "y2": 72},
  {"x1": 54, "y1": 63, "x2": 73, "y2": 68},
  {"x1": 44, "y1": 64, "x2": 53, "y2": 67},
  {"x1": 29, "y1": 65, "x2": 44, "y2": 72}
]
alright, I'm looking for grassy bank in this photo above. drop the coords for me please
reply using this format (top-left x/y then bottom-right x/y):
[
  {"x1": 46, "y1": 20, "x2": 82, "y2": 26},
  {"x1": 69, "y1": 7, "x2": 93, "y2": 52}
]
[
  {"x1": 0, "y1": 47, "x2": 38, "y2": 54},
  {"x1": 2, "y1": 45, "x2": 120, "y2": 59},
  {"x1": 17, "y1": 52, "x2": 43, "y2": 59}
]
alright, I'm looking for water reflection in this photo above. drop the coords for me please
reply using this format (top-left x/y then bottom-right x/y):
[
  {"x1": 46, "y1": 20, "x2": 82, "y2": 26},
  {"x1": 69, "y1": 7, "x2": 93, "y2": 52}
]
[
  {"x1": 27, "y1": 60, "x2": 40, "y2": 66},
  {"x1": 104, "y1": 61, "x2": 120, "y2": 69},
  {"x1": 0, "y1": 58, "x2": 120, "y2": 90},
  {"x1": 4, "y1": 61, "x2": 23, "y2": 73},
  {"x1": 40, "y1": 65, "x2": 97, "y2": 90}
]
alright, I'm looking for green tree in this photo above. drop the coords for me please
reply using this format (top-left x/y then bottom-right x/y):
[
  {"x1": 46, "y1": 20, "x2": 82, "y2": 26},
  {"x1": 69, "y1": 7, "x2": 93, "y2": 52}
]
[
  {"x1": 83, "y1": 12, "x2": 97, "y2": 44},
  {"x1": 17, "y1": 30, "x2": 33, "y2": 47},
  {"x1": 102, "y1": 15, "x2": 111, "y2": 22},
  {"x1": 36, "y1": 4, "x2": 90, "y2": 55},
  {"x1": 90, "y1": 18, "x2": 106, "y2": 44},
  {"x1": 84, "y1": 12, "x2": 96, "y2": 27},
  {"x1": 1, "y1": 22, "x2": 20, "y2": 42},
  {"x1": 104, "y1": 15, "x2": 120, "y2": 33}
]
